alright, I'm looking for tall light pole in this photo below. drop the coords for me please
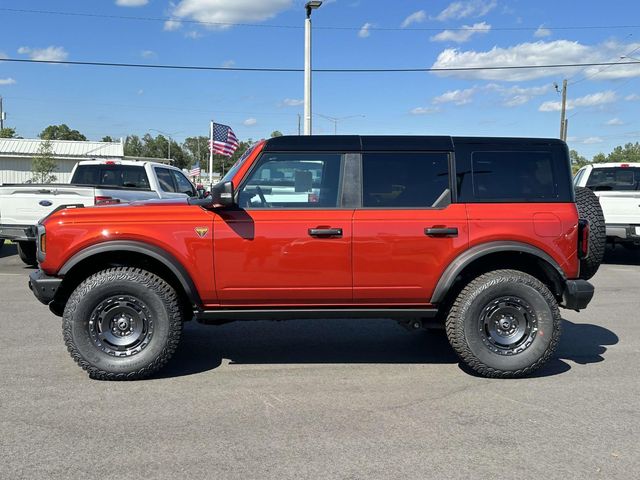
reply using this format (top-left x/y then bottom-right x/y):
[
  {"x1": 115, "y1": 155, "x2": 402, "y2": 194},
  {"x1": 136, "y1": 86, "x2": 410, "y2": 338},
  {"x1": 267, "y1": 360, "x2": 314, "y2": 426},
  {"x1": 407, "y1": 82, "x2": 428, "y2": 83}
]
[
  {"x1": 149, "y1": 129, "x2": 181, "y2": 163},
  {"x1": 316, "y1": 113, "x2": 365, "y2": 135},
  {"x1": 304, "y1": 1, "x2": 322, "y2": 136}
]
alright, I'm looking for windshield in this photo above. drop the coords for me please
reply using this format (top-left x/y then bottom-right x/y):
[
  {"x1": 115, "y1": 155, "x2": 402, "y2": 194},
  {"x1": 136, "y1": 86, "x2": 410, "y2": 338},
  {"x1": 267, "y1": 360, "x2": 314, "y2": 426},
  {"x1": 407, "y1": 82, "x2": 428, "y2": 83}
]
[
  {"x1": 220, "y1": 142, "x2": 260, "y2": 184},
  {"x1": 586, "y1": 167, "x2": 640, "y2": 191}
]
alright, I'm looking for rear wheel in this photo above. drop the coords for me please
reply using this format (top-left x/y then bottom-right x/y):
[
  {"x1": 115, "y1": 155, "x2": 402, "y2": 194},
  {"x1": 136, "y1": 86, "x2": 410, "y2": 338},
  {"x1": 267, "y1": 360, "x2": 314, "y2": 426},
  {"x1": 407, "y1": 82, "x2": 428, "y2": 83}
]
[
  {"x1": 63, "y1": 267, "x2": 183, "y2": 380},
  {"x1": 446, "y1": 270, "x2": 561, "y2": 378},
  {"x1": 17, "y1": 241, "x2": 37, "y2": 266},
  {"x1": 575, "y1": 186, "x2": 605, "y2": 279}
]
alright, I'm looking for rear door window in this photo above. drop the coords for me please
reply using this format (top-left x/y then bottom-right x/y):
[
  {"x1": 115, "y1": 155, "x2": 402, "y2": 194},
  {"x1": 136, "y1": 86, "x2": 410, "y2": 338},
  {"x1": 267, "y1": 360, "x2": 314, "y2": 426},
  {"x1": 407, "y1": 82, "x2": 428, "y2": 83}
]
[
  {"x1": 71, "y1": 165, "x2": 150, "y2": 189},
  {"x1": 155, "y1": 168, "x2": 178, "y2": 192},
  {"x1": 586, "y1": 167, "x2": 640, "y2": 191},
  {"x1": 171, "y1": 170, "x2": 196, "y2": 196},
  {"x1": 362, "y1": 152, "x2": 450, "y2": 208}
]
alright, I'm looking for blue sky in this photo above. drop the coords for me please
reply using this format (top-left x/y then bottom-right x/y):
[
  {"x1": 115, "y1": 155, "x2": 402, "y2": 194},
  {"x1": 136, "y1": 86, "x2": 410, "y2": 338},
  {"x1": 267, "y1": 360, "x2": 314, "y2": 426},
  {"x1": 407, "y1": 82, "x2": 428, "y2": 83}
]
[{"x1": 1, "y1": 0, "x2": 640, "y2": 158}]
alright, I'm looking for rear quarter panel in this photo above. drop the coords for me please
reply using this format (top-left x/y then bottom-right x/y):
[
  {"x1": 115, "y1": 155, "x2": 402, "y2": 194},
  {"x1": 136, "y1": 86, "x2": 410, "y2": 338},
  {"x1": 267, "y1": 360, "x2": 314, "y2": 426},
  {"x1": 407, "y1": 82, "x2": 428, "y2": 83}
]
[{"x1": 466, "y1": 203, "x2": 579, "y2": 279}]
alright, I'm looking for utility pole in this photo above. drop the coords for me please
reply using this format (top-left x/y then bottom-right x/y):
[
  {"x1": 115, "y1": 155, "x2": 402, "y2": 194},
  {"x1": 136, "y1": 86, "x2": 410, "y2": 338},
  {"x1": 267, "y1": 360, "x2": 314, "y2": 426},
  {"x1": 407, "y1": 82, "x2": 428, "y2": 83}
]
[
  {"x1": 304, "y1": 1, "x2": 323, "y2": 135},
  {"x1": 559, "y1": 79, "x2": 568, "y2": 141},
  {"x1": 0, "y1": 96, "x2": 5, "y2": 130},
  {"x1": 563, "y1": 118, "x2": 569, "y2": 142},
  {"x1": 297, "y1": 113, "x2": 301, "y2": 135}
]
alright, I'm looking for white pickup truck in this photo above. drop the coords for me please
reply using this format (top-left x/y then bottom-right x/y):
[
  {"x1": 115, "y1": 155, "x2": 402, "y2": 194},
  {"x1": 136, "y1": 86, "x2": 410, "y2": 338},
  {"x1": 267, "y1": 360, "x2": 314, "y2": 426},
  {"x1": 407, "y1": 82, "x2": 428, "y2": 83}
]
[
  {"x1": 0, "y1": 159, "x2": 197, "y2": 265},
  {"x1": 573, "y1": 162, "x2": 640, "y2": 249}
]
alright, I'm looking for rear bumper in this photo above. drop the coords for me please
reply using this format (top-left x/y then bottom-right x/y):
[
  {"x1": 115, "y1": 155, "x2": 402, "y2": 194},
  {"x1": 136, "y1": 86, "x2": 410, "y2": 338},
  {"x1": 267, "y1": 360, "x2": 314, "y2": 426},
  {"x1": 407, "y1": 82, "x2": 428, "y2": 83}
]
[
  {"x1": 0, "y1": 224, "x2": 36, "y2": 241},
  {"x1": 606, "y1": 224, "x2": 640, "y2": 243},
  {"x1": 561, "y1": 279, "x2": 594, "y2": 311},
  {"x1": 28, "y1": 270, "x2": 62, "y2": 305}
]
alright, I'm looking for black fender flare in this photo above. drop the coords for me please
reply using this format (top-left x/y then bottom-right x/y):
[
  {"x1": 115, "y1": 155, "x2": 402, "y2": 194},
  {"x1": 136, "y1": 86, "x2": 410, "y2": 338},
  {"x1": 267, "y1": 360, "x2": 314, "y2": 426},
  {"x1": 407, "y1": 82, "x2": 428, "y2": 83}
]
[
  {"x1": 430, "y1": 241, "x2": 567, "y2": 304},
  {"x1": 59, "y1": 240, "x2": 202, "y2": 308}
]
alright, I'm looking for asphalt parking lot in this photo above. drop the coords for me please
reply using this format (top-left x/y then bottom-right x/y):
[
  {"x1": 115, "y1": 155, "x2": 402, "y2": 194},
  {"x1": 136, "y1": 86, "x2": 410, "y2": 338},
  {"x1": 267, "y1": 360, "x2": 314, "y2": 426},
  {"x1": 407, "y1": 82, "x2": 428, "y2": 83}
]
[{"x1": 0, "y1": 243, "x2": 638, "y2": 480}]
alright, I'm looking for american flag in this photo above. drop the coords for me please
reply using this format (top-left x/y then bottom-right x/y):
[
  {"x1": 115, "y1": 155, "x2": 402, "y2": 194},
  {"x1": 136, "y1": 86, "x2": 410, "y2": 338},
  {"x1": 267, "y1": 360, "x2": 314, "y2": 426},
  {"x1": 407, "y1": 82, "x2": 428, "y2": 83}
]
[
  {"x1": 209, "y1": 123, "x2": 239, "y2": 157},
  {"x1": 189, "y1": 162, "x2": 201, "y2": 177}
]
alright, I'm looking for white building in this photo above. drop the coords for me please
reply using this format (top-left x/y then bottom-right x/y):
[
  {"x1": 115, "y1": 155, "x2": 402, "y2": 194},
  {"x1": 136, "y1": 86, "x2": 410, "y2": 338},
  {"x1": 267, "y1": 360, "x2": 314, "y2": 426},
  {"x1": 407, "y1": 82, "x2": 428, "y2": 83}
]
[{"x1": 0, "y1": 138, "x2": 172, "y2": 184}]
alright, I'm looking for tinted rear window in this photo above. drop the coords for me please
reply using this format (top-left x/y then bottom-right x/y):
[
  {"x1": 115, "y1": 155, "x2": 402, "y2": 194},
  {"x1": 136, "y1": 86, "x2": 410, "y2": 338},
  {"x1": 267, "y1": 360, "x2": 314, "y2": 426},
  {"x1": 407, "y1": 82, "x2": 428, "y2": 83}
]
[
  {"x1": 586, "y1": 167, "x2": 640, "y2": 191},
  {"x1": 71, "y1": 165, "x2": 150, "y2": 189},
  {"x1": 455, "y1": 145, "x2": 572, "y2": 203}
]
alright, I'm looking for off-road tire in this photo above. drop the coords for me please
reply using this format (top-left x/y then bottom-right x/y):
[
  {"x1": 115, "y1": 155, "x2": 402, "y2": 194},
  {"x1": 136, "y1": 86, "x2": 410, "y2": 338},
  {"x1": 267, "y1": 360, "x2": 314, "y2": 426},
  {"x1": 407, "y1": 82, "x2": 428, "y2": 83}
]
[
  {"x1": 445, "y1": 270, "x2": 561, "y2": 378},
  {"x1": 17, "y1": 241, "x2": 37, "y2": 266},
  {"x1": 63, "y1": 267, "x2": 183, "y2": 380},
  {"x1": 0, "y1": 238, "x2": 4, "y2": 252},
  {"x1": 575, "y1": 186, "x2": 605, "y2": 280}
]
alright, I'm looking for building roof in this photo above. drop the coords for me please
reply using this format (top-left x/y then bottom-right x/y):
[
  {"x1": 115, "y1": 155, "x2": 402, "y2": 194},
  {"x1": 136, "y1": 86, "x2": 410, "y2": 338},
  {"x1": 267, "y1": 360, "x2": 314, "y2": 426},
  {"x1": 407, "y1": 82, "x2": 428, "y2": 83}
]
[{"x1": 0, "y1": 138, "x2": 124, "y2": 159}]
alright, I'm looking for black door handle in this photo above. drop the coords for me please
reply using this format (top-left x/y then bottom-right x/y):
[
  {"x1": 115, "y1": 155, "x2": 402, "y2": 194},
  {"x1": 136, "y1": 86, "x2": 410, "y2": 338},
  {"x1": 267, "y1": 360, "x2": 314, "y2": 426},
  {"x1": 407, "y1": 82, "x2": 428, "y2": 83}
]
[
  {"x1": 425, "y1": 227, "x2": 458, "y2": 237},
  {"x1": 309, "y1": 228, "x2": 343, "y2": 237}
]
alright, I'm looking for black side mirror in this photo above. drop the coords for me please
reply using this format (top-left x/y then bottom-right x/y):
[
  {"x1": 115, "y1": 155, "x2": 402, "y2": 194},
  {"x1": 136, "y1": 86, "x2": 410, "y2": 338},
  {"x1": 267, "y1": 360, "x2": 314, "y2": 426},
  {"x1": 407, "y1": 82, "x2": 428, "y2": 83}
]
[{"x1": 211, "y1": 181, "x2": 236, "y2": 207}]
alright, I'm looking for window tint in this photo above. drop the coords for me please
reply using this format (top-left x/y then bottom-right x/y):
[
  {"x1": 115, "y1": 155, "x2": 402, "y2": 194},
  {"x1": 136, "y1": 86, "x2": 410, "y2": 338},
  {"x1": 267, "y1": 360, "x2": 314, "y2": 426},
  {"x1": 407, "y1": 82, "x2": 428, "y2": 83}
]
[
  {"x1": 362, "y1": 153, "x2": 449, "y2": 208},
  {"x1": 171, "y1": 170, "x2": 196, "y2": 196},
  {"x1": 586, "y1": 167, "x2": 640, "y2": 191},
  {"x1": 238, "y1": 153, "x2": 342, "y2": 208},
  {"x1": 71, "y1": 165, "x2": 150, "y2": 189},
  {"x1": 156, "y1": 168, "x2": 177, "y2": 192},
  {"x1": 471, "y1": 151, "x2": 558, "y2": 201}
]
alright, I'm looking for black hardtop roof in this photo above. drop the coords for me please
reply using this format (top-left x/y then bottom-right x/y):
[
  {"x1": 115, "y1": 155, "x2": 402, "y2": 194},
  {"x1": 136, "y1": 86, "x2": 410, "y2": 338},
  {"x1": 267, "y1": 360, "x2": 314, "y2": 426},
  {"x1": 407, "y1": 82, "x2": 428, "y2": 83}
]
[{"x1": 263, "y1": 135, "x2": 565, "y2": 152}]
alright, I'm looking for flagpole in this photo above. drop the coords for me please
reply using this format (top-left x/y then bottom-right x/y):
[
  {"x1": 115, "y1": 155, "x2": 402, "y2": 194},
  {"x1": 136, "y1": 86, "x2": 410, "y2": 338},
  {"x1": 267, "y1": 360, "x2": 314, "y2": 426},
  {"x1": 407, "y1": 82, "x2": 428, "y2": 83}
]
[{"x1": 208, "y1": 120, "x2": 214, "y2": 190}]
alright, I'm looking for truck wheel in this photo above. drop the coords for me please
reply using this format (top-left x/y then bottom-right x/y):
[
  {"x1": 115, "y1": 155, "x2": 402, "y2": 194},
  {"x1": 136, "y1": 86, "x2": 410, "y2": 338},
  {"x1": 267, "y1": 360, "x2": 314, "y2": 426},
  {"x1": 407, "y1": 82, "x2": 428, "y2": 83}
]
[
  {"x1": 17, "y1": 241, "x2": 38, "y2": 266},
  {"x1": 0, "y1": 239, "x2": 4, "y2": 251},
  {"x1": 575, "y1": 186, "x2": 605, "y2": 280},
  {"x1": 63, "y1": 267, "x2": 183, "y2": 380},
  {"x1": 445, "y1": 270, "x2": 561, "y2": 378}
]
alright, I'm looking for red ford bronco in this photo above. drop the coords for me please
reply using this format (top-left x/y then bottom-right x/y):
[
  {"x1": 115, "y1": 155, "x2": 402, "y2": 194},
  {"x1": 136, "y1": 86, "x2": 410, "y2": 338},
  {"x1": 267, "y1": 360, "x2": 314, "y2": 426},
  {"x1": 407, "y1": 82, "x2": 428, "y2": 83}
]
[{"x1": 28, "y1": 136, "x2": 605, "y2": 380}]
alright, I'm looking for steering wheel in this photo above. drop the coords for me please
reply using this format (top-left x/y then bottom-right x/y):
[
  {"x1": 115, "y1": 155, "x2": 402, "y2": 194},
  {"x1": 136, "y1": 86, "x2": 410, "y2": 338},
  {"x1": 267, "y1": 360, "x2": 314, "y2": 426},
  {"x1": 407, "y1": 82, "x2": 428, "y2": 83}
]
[{"x1": 255, "y1": 186, "x2": 271, "y2": 208}]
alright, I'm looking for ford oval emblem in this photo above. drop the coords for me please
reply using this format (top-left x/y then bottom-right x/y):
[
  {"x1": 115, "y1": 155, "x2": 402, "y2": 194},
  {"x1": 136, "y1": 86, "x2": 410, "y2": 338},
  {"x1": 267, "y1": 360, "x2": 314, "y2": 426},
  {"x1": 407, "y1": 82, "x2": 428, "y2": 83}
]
[{"x1": 39, "y1": 200, "x2": 53, "y2": 207}]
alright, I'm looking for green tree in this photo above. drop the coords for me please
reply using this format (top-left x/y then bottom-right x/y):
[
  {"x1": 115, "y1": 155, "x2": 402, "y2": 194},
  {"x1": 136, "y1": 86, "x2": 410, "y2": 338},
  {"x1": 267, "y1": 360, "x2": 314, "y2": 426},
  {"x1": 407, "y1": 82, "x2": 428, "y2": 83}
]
[
  {"x1": 606, "y1": 142, "x2": 640, "y2": 163},
  {"x1": 270, "y1": 130, "x2": 283, "y2": 138},
  {"x1": 0, "y1": 127, "x2": 17, "y2": 138},
  {"x1": 569, "y1": 149, "x2": 588, "y2": 174},
  {"x1": 124, "y1": 135, "x2": 144, "y2": 156},
  {"x1": 31, "y1": 140, "x2": 57, "y2": 183},
  {"x1": 592, "y1": 152, "x2": 606, "y2": 163},
  {"x1": 101, "y1": 135, "x2": 114, "y2": 142},
  {"x1": 39, "y1": 124, "x2": 87, "y2": 141}
]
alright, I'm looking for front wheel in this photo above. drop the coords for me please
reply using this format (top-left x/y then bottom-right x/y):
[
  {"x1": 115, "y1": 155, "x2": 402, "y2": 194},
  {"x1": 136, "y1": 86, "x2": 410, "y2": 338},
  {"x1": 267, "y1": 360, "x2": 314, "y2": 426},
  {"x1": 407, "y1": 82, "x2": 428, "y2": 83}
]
[
  {"x1": 446, "y1": 270, "x2": 561, "y2": 378},
  {"x1": 63, "y1": 267, "x2": 183, "y2": 380}
]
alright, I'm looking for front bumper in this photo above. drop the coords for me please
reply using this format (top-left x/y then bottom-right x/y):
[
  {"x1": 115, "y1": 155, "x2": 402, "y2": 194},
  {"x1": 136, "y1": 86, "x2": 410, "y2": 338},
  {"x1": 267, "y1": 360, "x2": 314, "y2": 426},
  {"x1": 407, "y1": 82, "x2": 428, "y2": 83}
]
[
  {"x1": 28, "y1": 270, "x2": 62, "y2": 305},
  {"x1": 0, "y1": 224, "x2": 36, "y2": 241},
  {"x1": 606, "y1": 224, "x2": 640, "y2": 243},
  {"x1": 561, "y1": 279, "x2": 594, "y2": 311}
]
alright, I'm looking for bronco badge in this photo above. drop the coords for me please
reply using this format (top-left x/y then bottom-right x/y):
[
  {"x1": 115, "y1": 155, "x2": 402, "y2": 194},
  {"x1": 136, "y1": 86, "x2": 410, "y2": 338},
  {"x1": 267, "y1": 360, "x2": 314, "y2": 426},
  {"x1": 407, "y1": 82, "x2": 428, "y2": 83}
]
[{"x1": 194, "y1": 227, "x2": 209, "y2": 238}]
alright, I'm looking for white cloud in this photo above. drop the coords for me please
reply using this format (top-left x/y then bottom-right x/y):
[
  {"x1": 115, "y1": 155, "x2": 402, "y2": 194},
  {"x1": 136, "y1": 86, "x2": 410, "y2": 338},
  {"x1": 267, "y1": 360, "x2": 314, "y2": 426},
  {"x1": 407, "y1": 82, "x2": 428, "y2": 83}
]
[
  {"x1": 140, "y1": 50, "x2": 156, "y2": 58},
  {"x1": 169, "y1": 0, "x2": 293, "y2": 29},
  {"x1": 431, "y1": 40, "x2": 640, "y2": 82},
  {"x1": 485, "y1": 83, "x2": 553, "y2": 106},
  {"x1": 410, "y1": 106, "x2": 440, "y2": 115},
  {"x1": 115, "y1": 0, "x2": 149, "y2": 6},
  {"x1": 185, "y1": 30, "x2": 203, "y2": 39},
  {"x1": 17, "y1": 46, "x2": 68, "y2": 62},
  {"x1": 401, "y1": 10, "x2": 427, "y2": 28},
  {"x1": 0, "y1": 78, "x2": 16, "y2": 85},
  {"x1": 221, "y1": 59, "x2": 235, "y2": 68},
  {"x1": 282, "y1": 98, "x2": 303, "y2": 107},
  {"x1": 539, "y1": 91, "x2": 617, "y2": 112},
  {"x1": 534, "y1": 25, "x2": 551, "y2": 38},
  {"x1": 358, "y1": 22, "x2": 372, "y2": 38},
  {"x1": 243, "y1": 118, "x2": 257, "y2": 126},
  {"x1": 435, "y1": 0, "x2": 497, "y2": 21},
  {"x1": 433, "y1": 87, "x2": 477, "y2": 105},
  {"x1": 606, "y1": 118, "x2": 624, "y2": 126},
  {"x1": 164, "y1": 19, "x2": 183, "y2": 31},
  {"x1": 625, "y1": 93, "x2": 640, "y2": 101},
  {"x1": 431, "y1": 22, "x2": 491, "y2": 43},
  {"x1": 583, "y1": 137, "x2": 604, "y2": 144}
]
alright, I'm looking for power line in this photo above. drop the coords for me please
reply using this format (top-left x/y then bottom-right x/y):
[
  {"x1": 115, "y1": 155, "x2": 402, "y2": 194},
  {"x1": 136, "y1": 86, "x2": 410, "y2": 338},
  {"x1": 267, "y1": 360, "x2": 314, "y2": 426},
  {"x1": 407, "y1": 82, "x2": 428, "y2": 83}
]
[
  {"x1": 2, "y1": 7, "x2": 640, "y2": 32},
  {"x1": 2, "y1": 57, "x2": 640, "y2": 73}
]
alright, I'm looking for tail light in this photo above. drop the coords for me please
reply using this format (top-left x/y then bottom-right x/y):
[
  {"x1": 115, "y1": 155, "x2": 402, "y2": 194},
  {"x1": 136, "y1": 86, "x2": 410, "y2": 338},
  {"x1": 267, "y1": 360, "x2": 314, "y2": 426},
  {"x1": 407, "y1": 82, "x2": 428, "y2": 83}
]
[
  {"x1": 94, "y1": 196, "x2": 120, "y2": 205},
  {"x1": 578, "y1": 219, "x2": 589, "y2": 259}
]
